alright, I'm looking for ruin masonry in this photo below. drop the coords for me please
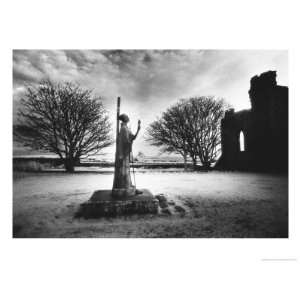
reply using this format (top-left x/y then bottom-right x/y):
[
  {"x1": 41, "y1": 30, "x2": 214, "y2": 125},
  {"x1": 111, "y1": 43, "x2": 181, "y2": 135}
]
[{"x1": 216, "y1": 70, "x2": 288, "y2": 172}]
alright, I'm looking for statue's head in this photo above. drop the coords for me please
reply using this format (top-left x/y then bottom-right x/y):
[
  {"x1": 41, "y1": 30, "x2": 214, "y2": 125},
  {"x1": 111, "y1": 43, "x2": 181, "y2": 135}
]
[{"x1": 118, "y1": 114, "x2": 130, "y2": 123}]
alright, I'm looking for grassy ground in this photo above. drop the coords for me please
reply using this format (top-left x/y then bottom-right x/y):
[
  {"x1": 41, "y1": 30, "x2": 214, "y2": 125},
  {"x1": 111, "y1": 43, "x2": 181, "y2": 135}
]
[{"x1": 13, "y1": 170, "x2": 288, "y2": 238}]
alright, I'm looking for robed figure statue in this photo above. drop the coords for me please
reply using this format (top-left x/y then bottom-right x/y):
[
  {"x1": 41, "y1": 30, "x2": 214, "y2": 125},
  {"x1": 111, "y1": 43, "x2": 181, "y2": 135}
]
[{"x1": 112, "y1": 112, "x2": 141, "y2": 197}]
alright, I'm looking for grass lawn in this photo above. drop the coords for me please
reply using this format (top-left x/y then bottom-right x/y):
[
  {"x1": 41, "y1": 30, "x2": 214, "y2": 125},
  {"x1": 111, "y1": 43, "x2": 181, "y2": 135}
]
[{"x1": 13, "y1": 170, "x2": 288, "y2": 238}]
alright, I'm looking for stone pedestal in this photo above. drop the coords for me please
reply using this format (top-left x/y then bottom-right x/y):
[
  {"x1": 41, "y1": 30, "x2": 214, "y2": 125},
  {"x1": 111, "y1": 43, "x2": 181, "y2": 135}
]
[
  {"x1": 111, "y1": 186, "x2": 136, "y2": 198},
  {"x1": 76, "y1": 189, "x2": 158, "y2": 218}
]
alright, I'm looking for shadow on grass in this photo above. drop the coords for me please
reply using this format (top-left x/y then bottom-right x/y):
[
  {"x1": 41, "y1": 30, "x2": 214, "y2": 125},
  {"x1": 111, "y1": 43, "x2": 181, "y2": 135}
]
[{"x1": 13, "y1": 196, "x2": 288, "y2": 238}]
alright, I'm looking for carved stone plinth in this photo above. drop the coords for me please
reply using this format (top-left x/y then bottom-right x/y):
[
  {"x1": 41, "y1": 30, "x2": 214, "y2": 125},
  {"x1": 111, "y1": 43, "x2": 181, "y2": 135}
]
[{"x1": 76, "y1": 189, "x2": 158, "y2": 218}]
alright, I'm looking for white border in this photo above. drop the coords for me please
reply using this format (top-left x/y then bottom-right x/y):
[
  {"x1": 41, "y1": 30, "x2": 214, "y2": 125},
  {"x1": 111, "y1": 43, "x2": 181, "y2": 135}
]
[{"x1": 1, "y1": 1, "x2": 299, "y2": 300}]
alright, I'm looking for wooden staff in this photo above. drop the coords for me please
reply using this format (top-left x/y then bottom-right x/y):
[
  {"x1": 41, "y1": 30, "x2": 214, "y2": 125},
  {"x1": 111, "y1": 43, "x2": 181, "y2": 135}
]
[
  {"x1": 116, "y1": 97, "x2": 120, "y2": 140},
  {"x1": 114, "y1": 96, "x2": 121, "y2": 168}
]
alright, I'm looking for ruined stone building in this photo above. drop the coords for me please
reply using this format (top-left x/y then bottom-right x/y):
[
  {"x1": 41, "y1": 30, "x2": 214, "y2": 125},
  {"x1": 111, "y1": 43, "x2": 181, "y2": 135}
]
[{"x1": 216, "y1": 71, "x2": 288, "y2": 172}]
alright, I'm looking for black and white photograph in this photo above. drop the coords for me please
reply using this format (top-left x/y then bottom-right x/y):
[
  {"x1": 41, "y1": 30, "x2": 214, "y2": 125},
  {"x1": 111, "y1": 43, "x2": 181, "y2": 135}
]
[
  {"x1": 2, "y1": 1, "x2": 299, "y2": 300},
  {"x1": 13, "y1": 49, "x2": 288, "y2": 238}
]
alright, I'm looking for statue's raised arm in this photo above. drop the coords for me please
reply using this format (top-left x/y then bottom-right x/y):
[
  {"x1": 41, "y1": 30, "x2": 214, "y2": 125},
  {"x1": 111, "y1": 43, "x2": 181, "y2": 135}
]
[{"x1": 132, "y1": 119, "x2": 141, "y2": 141}]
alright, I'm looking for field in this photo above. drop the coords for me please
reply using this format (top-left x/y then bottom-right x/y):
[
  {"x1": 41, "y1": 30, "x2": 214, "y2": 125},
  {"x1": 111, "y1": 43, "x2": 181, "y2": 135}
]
[{"x1": 13, "y1": 170, "x2": 288, "y2": 238}]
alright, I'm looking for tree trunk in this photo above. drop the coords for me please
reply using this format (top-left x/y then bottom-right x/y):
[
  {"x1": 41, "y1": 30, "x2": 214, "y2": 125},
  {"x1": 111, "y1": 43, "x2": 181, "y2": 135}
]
[
  {"x1": 183, "y1": 153, "x2": 187, "y2": 171},
  {"x1": 64, "y1": 157, "x2": 75, "y2": 172},
  {"x1": 192, "y1": 157, "x2": 197, "y2": 170},
  {"x1": 202, "y1": 160, "x2": 211, "y2": 171}
]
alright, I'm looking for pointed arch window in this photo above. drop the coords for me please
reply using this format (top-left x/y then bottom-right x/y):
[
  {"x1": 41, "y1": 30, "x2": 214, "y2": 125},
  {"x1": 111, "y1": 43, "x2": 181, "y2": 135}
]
[{"x1": 239, "y1": 131, "x2": 245, "y2": 152}]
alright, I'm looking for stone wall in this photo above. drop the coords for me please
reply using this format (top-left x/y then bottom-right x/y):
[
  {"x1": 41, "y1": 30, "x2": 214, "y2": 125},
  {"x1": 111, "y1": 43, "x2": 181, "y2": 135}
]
[{"x1": 216, "y1": 71, "x2": 288, "y2": 172}]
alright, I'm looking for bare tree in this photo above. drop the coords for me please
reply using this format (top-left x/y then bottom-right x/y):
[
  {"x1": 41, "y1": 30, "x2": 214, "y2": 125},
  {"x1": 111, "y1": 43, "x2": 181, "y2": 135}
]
[
  {"x1": 183, "y1": 97, "x2": 227, "y2": 169},
  {"x1": 14, "y1": 81, "x2": 113, "y2": 172},
  {"x1": 146, "y1": 97, "x2": 228, "y2": 170},
  {"x1": 146, "y1": 102, "x2": 190, "y2": 170}
]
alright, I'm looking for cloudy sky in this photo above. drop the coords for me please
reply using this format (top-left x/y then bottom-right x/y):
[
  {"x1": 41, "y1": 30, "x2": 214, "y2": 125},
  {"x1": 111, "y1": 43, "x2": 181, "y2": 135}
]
[{"x1": 13, "y1": 50, "x2": 288, "y2": 158}]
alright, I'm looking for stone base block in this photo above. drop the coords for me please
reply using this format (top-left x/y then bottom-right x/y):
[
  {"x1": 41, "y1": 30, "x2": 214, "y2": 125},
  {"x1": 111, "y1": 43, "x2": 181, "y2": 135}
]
[
  {"x1": 111, "y1": 186, "x2": 136, "y2": 198},
  {"x1": 76, "y1": 189, "x2": 158, "y2": 218}
]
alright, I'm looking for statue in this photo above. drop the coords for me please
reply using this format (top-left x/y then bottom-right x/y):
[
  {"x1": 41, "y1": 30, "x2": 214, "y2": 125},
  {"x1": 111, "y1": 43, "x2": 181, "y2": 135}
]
[
  {"x1": 112, "y1": 99, "x2": 141, "y2": 197},
  {"x1": 77, "y1": 97, "x2": 158, "y2": 218}
]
